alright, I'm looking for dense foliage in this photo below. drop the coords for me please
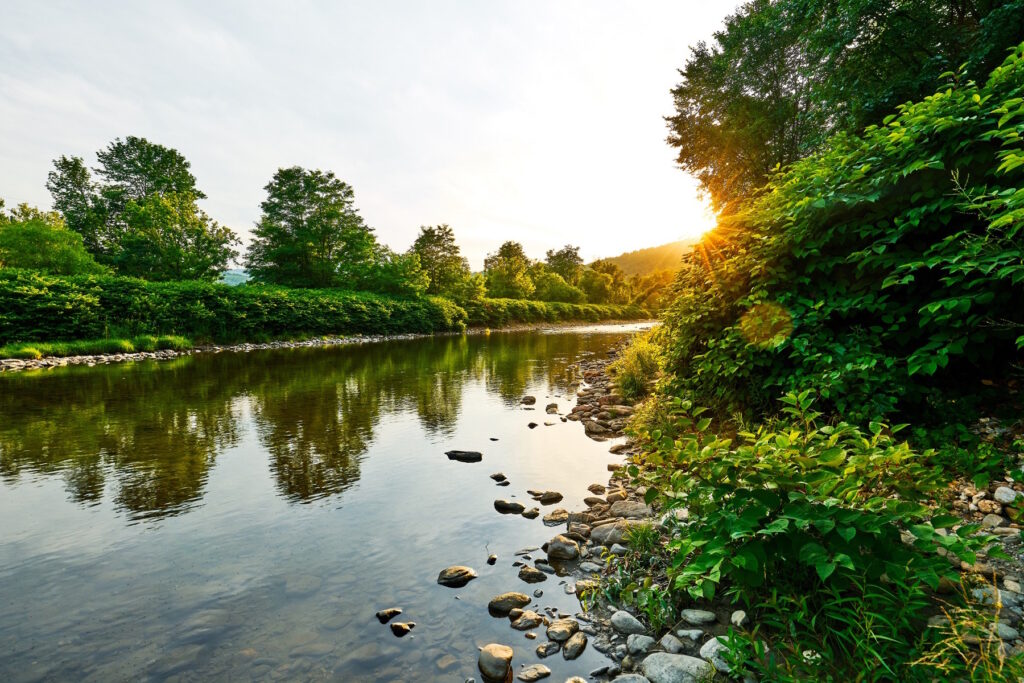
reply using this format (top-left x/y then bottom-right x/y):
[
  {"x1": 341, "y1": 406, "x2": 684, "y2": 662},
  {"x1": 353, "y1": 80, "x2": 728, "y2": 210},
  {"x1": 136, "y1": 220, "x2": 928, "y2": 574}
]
[
  {"x1": 662, "y1": 43, "x2": 1024, "y2": 423},
  {"x1": 667, "y1": 0, "x2": 1024, "y2": 211},
  {"x1": 461, "y1": 297, "x2": 643, "y2": 328},
  {"x1": 0, "y1": 203, "x2": 107, "y2": 276}
]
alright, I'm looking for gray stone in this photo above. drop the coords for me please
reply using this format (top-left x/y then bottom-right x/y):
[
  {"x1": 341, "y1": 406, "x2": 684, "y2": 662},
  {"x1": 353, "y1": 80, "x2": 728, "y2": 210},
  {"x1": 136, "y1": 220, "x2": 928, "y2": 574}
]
[
  {"x1": 610, "y1": 610, "x2": 646, "y2": 635},
  {"x1": 699, "y1": 636, "x2": 732, "y2": 673},
  {"x1": 995, "y1": 486, "x2": 1019, "y2": 504},
  {"x1": 579, "y1": 561, "x2": 603, "y2": 573},
  {"x1": 659, "y1": 634, "x2": 684, "y2": 654},
  {"x1": 437, "y1": 566, "x2": 477, "y2": 587},
  {"x1": 731, "y1": 610, "x2": 749, "y2": 628},
  {"x1": 627, "y1": 634, "x2": 656, "y2": 654},
  {"x1": 536, "y1": 640, "x2": 560, "y2": 658},
  {"x1": 591, "y1": 520, "x2": 644, "y2": 546},
  {"x1": 995, "y1": 622, "x2": 1020, "y2": 640},
  {"x1": 680, "y1": 609, "x2": 716, "y2": 625},
  {"x1": 563, "y1": 631, "x2": 587, "y2": 660},
  {"x1": 676, "y1": 629, "x2": 703, "y2": 641},
  {"x1": 609, "y1": 500, "x2": 653, "y2": 519},
  {"x1": 982, "y1": 513, "x2": 1007, "y2": 528},
  {"x1": 610, "y1": 543, "x2": 628, "y2": 556},
  {"x1": 641, "y1": 653, "x2": 715, "y2": 683},
  {"x1": 479, "y1": 643, "x2": 514, "y2": 680},
  {"x1": 611, "y1": 676, "x2": 650, "y2": 683}
]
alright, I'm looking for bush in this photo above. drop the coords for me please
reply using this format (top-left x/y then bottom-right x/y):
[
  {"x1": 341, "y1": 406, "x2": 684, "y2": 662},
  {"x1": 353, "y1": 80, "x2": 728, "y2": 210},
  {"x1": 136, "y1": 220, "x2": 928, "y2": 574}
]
[
  {"x1": 609, "y1": 330, "x2": 662, "y2": 398},
  {"x1": 463, "y1": 297, "x2": 645, "y2": 328},
  {"x1": 629, "y1": 391, "x2": 1005, "y2": 680}
]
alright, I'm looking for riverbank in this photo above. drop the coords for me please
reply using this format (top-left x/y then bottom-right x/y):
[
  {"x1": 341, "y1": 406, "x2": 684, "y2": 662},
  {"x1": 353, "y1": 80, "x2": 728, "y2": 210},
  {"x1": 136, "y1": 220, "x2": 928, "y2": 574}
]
[
  {"x1": 0, "y1": 320, "x2": 657, "y2": 373},
  {"x1": 510, "y1": 344, "x2": 1024, "y2": 682}
]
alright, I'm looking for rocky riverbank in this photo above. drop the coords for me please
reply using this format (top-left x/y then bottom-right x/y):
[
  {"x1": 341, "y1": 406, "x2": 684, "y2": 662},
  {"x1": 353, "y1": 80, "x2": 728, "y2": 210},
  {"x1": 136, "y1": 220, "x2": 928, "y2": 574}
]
[
  {"x1": 0, "y1": 321, "x2": 655, "y2": 374},
  {"x1": 473, "y1": 343, "x2": 1024, "y2": 683}
]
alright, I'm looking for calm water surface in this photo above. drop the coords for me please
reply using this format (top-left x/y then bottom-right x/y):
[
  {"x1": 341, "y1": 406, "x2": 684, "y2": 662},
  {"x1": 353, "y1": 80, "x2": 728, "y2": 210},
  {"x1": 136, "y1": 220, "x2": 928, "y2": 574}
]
[{"x1": 0, "y1": 324, "x2": 647, "y2": 682}]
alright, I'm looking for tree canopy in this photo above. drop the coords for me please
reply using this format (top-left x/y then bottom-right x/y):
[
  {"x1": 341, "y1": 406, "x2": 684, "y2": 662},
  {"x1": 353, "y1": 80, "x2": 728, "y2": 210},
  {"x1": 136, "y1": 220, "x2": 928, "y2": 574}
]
[{"x1": 0, "y1": 202, "x2": 107, "y2": 275}]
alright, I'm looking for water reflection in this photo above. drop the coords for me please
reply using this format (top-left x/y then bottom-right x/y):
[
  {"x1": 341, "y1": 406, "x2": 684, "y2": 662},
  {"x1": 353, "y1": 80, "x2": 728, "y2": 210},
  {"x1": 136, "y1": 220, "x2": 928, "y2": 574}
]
[{"x1": 0, "y1": 331, "x2": 606, "y2": 520}]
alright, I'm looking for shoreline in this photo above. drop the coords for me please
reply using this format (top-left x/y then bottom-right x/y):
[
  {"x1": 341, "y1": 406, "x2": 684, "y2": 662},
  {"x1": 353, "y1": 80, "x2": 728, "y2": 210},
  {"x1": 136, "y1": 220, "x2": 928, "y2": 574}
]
[{"x1": 0, "y1": 320, "x2": 657, "y2": 374}]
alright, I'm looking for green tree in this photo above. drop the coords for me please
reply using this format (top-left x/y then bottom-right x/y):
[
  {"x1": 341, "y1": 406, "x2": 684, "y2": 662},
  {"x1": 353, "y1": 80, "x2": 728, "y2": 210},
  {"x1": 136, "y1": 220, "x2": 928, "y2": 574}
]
[
  {"x1": 46, "y1": 155, "x2": 107, "y2": 255},
  {"x1": 245, "y1": 167, "x2": 376, "y2": 288},
  {"x1": 116, "y1": 192, "x2": 238, "y2": 281},
  {"x1": 579, "y1": 267, "x2": 613, "y2": 304},
  {"x1": 357, "y1": 246, "x2": 429, "y2": 297},
  {"x1": 484, "y1": 241, "x2": 534, "y2": 299},
  {"x1": 544, "y1": 244, "x2": 584, "y2": 284},
  {"x1": 0, "y1": 203, "x2": 108, "y2": 275},
  {"x1": 410, "y1": 224, "x2": 472, "y2": 296},
  {"x1": 533, "y1": 270, "x2": 585, "y2": 303},
  {"x1": 667, "y1": 0, "x2": 1024, "y2": 212},
  {"x1": 95, "y1": 135, "x2": 204, "y2": 202}
]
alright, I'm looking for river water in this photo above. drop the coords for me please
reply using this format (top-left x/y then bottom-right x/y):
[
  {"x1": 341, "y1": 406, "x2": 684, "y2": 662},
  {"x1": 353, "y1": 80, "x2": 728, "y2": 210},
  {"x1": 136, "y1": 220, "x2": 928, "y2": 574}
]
[{"x1": 0, "y1": 323, "x2": 648, "y2": 682}]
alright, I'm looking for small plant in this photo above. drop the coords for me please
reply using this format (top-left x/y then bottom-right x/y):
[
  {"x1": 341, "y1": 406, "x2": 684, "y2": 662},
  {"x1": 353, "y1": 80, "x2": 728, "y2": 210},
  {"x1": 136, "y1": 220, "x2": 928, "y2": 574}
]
[
  {"x1": 610, "y1": 330, "x2": 663, "y2": 399},
  {"x1": 626, "y1": 522, "x2": 659, "y2": 555}
]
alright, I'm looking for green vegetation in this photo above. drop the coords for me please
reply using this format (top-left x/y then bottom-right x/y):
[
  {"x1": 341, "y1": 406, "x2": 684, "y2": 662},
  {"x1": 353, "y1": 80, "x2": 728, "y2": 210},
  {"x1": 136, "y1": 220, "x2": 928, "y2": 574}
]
[
  {"x1": 0, "y1": 335, "x2": 191, "y2": 360},
  {"x1": 608, "y1": 328, "x2": 662, "y2": 399},
  {"x1": 604, "y1": 13, "x2": 1024, "y2": 682},
  {"x1": 461, "y1": 297, "x2": 642, "y2": 328},
  {"x1": 0, "y1": 203, "x2": 108, "y2": 276}
]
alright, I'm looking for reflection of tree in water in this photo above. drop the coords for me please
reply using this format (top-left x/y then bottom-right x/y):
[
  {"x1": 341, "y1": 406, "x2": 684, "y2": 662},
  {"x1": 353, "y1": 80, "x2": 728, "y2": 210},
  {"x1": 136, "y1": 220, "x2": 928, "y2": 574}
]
[
  {"x1": 0, "y1": 359, "x2": 240, "y2": 520},
  {"x1": 0, "y1": 330, "x2": 624, "y2": 518}
]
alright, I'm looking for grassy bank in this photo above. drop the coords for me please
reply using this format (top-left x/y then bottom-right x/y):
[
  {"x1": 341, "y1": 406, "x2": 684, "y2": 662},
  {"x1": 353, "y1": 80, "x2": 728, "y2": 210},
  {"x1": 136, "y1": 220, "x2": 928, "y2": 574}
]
[
  {"x1": 0, "y1": 334, "x2": 192, "y2": 360},
  {"x1": 0, "y1": 269, "x2": 647, "y2": 353}
]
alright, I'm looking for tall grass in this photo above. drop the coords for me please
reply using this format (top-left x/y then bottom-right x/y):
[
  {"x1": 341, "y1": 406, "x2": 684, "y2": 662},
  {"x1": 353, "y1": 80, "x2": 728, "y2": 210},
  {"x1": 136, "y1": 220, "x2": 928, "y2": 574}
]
[
  {"x1": 609, "y1": 329, "x2": 662, "y2": 398},
  {"x1": 0, "y1": 335, "x2": 191, "y2": 360}
]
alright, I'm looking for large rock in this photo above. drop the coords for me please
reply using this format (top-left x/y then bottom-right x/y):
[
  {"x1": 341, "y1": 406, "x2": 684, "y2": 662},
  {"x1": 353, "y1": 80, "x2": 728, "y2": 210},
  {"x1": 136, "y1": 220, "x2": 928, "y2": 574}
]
[
  {"x1": 563, "y1": 631, "x2": 587, "y2": 659},
  {"x1": 546, "y1": 535, "x2": 580, "y2": 560},
  {"x1": 437, "y1": 565, "x2": 477, "y2": 587},
  {"x1": 627, "y1": 634, "x2": 656, "y2": 654},
  {"x1": 519, "y1": 565, "x2": 548, "y2": 583},
  {"x1": 699, "y1": 637, "x2": 732, "y2": 673},
  {"x1": 546, "y1": 617, "x2": 579, "y2": 642},
  {"x1": 488, "y1": 592, "x2": 531, "y2": 615},
  {"x1": 446, "y1": 450, "x2": 482, "y2": 462},
  {"x1": 495, "y1": 500, "x2": 526, "y2": 514},
  {"x1": 610, "y1": 610, "x2": 646, "y2": 635},
  {"x1": 609, "y1": 500, "x2": 653, "y2": 519},
  {"x1": 640, "y1": 653, "x2": 715, "y2": 683},
  {"x1": 680, "y1": 609, "x2": 716, "y2": 625},
  {"x1": 995, "y1": 486, "x2": 1018, "y2": 504},
  {"x1": 591, "y1": 520, "x2": 645, "y2": 546},
  {"x1": 479, "y1": 643, "x2": 514, "y2": 681}
]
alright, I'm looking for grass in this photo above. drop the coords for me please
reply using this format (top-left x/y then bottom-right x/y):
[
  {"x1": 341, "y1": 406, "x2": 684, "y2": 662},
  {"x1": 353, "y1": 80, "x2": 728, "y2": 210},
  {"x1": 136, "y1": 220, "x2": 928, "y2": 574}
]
[
  {"x1": 0, "y1": 335, "x2": 192, "y2": 359},
  {"x1": 609, "y1": 329, "x2": 662, "y2": 398}
]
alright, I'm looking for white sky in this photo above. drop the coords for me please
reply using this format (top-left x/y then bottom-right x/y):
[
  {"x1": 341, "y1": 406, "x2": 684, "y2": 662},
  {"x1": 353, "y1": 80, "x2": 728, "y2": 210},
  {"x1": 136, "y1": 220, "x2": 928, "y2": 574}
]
[{"x1": 0, "y1": 1, "x2": 734, "y2": 268}]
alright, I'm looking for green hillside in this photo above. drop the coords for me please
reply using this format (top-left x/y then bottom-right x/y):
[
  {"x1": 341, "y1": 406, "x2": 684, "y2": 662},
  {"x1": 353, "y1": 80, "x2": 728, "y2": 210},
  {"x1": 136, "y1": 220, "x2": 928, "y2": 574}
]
[{"x1": 598, "y1": 239, "x2": 697, "y2": 275}]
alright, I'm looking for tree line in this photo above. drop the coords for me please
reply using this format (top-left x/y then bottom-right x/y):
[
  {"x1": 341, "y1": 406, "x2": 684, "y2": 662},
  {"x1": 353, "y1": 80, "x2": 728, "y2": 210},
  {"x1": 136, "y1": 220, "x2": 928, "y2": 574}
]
[{"x1": 1, "y1": 136, "x2": 667, "y2": 308}]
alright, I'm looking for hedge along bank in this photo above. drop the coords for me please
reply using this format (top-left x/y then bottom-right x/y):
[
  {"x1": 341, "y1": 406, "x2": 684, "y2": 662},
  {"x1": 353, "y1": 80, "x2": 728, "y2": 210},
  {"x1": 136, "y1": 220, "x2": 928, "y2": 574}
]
[{"x1": 0, "y1": 269, "x2": 647, "y2": 347}]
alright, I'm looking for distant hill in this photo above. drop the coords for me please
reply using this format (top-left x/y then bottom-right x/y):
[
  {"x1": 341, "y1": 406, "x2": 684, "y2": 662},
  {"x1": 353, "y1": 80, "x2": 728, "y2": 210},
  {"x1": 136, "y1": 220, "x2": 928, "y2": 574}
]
[
  {"x1": 597, "y1": 239, "x2": 697, "y2": 276},
  {"x1": 220, "y1": 268, "x2": 251, "y2": 286}
]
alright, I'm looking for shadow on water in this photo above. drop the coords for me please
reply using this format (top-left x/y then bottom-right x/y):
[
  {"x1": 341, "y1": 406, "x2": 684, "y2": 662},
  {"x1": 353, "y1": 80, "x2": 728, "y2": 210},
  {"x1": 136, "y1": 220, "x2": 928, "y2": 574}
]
[{"x1": 0, "y1": 325, "x2": 645, "y2": 681}]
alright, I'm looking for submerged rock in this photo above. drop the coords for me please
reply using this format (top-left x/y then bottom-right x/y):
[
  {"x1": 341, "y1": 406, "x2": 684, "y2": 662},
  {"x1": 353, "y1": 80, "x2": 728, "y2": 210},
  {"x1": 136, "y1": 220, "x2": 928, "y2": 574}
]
[{"x1": 437, "y1": 566, "x2": 477, "y2": 587}]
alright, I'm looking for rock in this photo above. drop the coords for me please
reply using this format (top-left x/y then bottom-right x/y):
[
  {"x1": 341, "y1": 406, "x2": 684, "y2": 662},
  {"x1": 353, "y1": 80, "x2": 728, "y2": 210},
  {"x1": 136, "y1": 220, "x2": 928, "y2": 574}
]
[
  {"x1": 610, "y1": 543, "x2": 628, "y2": 556},
  {"x1": 533, "y1": 491, "x2": 564, "y2": 505},
  {"x1": 584, "y1": 420, "x2": 610, "y2": 436},
  {"x1": 521, "y1": 507, "x2": 540, "y2": 519},
  {"x1": 519, "y1": 566, "x2": 548, "y2": 583},
  {"x1": 533, "y1": 588, "x2": 543, "y2": 597},
  {"x1": 627, "y1": 634, "x2": 656, "y2": 654},
  {"x1": 610, "y1": 676, "x2": 650, "y2": 683},
  {"x1": 534, "y1": 561, "x2": 556, "y2": 574},
  {"x1": 606, "y1": 489, "x2": 628, "y2": 503},
  {"x1": 982, "y1": 513, "x2": 1007, "y2": 528},
  {"x1": 446, "y1": 450, "x2": 483, "y2": 462},
  {"x1": 547, "y1": 618, "x2": 579, "y2": 642},
  {"x1": 579, "y1": 561, "x2": 603, "y2": 573},
  {"x1": 995, "y1": 486, "x2": 1018, "y2": 504},
  {"x1": 978, "y1": 499, "x2": 1003, "y2": 515},
  {"x1": 491, "y1": 473, "x2": 508, "y2": 481},
  {"x1": 563, "y1": 631, "x2": 587, "y2": 660},
  {"x1": 584, "y1": 496, "x2": 607, "y2": 507},
  {"x1": 517, "y1": 664, "x2": 551, "y2": 681},
  {"x1": 591, "y1": 520, "x2": 645, "y2": 546},
  {"x1": 495, "y1": 500, "x2": 527, "y2": 514},
  {"x1": 528, "y1": 422, "x2": 539, "y2": 429},
  {"x1": 587, "y1": 484, "x2": 607, "y2": 494},
  {"x1": 609, "y1": 501, "x2": 653, "y2": 519},
  {"x1": 479, "y1": 643, "x2": 514, "y2": 680},
  {"x1": 488, "y1": 592, "x2": 531, "y2": 615},
  {"x1": 568, "y1": 521, "x2": 591, "y2": 537},
  {"x1": 511, "y1": 610, "x2": 545, "y2": 630},
  {"x1": 731, "y1": 610, "x2": 749, "y2": 628},
  {"x1": 536, "y1": 641, "x2": 560, "y2": 658},
  {"x1": 641, "y1": 653, "x2": 715, "y2": 683},
  {"x1": 437, "y1": 566, "x2": 477, "y2": 587},
  {"x1": 995, "y1": 622, "x2": 1020, "y2": 640},
  {"x1": 488, "y1": 554, "x2": 498, "y2": 565},
  {"x1": 545, "y1": 403, "x2": 559, "y2": 414},
  {"x1": 680, "y1": 609, "x2": 716, "y2": 625},
  {"x1": 546, "y1": 535, "x2": 580, "y2": 560},
  {"x1": 699, "y1": 637, "x2": 734, "y2": 673},
  {"x1": 676, "y1": 629, "x2": 702, "y2": 641},
  {"x1": 498, "y1": 480, "x2": 511, "y2": 487},
  {"x1": 659, "y1": 634, "x2": 684, "y2": 654},
  {"x1": 610, "y1": 610, "x2": 646, "y2": 635},
  {"x1": 390, "y1": 622, "x2": 415, "y2": 637},
  {"x1": 375, "y1": 607, "x2": 402, "y2": 624},
  {"x1": 543, "y1": 509, "x2": 569, "y2": 526},
  {"x1": 435, "y1": 653, "x2": 458, "y2": 671},
  {"x1": 521, "y1": 396, "x2": 537, "y2": 405}
]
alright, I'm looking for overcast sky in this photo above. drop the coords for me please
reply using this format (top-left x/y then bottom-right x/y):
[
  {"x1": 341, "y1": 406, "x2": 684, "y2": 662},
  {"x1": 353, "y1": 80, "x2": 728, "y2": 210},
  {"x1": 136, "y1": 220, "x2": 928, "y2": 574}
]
[{"x1": 0, "y1": 1, "x2": 734, "y2": 268}]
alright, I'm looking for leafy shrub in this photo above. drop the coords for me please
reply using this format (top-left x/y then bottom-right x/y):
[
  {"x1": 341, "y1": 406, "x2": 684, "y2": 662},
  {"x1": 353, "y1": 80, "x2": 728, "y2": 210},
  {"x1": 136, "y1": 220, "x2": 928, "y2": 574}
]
[
  {"x1": 462, "y1": 297, "x2": 645, "y2": 328},
  {"x1": 630, "y1": 391, "x2": 1003, "y2": 680},
  {"x1": 609, "y1": 330, "x2": 662, "y2": 398}
]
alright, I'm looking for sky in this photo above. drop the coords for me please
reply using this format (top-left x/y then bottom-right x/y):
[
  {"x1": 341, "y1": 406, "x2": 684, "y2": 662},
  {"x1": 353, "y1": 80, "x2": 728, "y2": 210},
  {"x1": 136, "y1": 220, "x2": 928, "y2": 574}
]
[{"x1": 0, "y1": 1, "x2": 735, "y2": 268}]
